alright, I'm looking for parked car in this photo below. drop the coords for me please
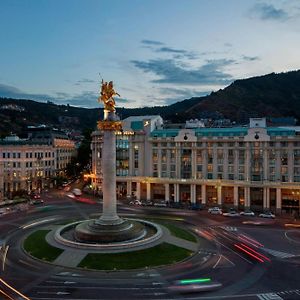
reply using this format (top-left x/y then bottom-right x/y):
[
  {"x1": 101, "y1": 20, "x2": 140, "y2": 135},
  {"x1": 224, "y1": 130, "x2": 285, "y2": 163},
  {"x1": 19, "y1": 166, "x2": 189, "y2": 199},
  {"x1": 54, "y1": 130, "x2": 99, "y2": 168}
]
[
  {"x1": 141, "y1": 200, "x2": 153, "y2": 206},
  {"x1": 240, "y1": 210, "x2": 255, "y2": 217},
  {"x1": 259, "y1": 211, "x2": 275, "y2": 218},
  {"x1": 154, "y1": 201, "x2": 167, "y2": 207},
  {"x1": 129, "y1": 200, "x2": 142, "y2": 206},
  {"x1": 208, "y1": 207, "x2": 222, "y2": 215},
  {"x1": 223, "y1": 209, "x2": 240, "y2": 217}
]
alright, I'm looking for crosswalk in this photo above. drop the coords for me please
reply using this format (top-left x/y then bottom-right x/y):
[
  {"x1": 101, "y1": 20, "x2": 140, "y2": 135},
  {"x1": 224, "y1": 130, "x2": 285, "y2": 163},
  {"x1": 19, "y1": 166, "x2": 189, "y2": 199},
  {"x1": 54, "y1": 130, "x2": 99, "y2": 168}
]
[
  {"x1": 262, "y1": 248, "x2": 295, "y2": 259},
  {"x1": 257, "y1": 292, "x2": 283, "y2": 300},
  {"x1": 257, "y1": 289, "x2": 300, "y2": 299},
  {"x1": 221, "y1": 226, "x2": 238, "y2": 232}
]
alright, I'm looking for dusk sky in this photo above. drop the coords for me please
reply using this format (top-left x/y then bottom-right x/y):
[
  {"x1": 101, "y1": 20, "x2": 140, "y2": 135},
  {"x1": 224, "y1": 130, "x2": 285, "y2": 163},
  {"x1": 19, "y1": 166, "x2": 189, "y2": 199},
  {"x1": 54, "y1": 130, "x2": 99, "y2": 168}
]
[{"x1": 1, "y1": 0, "x2": 300, "y2": 108}]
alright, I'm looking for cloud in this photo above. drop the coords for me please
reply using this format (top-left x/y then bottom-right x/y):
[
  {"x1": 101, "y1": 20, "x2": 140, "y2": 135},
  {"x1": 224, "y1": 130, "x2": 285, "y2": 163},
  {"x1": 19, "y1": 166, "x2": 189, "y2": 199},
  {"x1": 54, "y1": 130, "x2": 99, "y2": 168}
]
[
  {"x1": 141, "y1": 39, "x2": 164, "y2": 46},
  {"x1": 0, "y1": 83, "x2": 52, "y2": 101},
  {"x1": 249, "y1": 3, "x2": 289, "y2": 21},
  {"x1": 131, "y1": 58, "x2": 234, "y2": 85},
  {"x1": 242, "y1": 55, "x2": 260, "y2": 61},
  {"x1": 74, "y1": 78, "x2": 96, "y2": 86},
  {"x1": 156, "y1": 47, "x2": 197, "y2": 60},
  {"x1": 0, "y1": 82, "x2": 103, "y2": 108},
  {"x1": 158, "y1": 87, "x2": 209, "y2": 105}
]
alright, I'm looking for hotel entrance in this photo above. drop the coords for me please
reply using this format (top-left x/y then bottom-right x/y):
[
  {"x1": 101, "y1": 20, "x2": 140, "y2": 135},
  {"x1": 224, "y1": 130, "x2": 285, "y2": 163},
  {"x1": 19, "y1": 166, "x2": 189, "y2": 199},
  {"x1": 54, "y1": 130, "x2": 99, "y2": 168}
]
[{"x1": 282, "y1": 189, "x2": 300, "y2": 216}]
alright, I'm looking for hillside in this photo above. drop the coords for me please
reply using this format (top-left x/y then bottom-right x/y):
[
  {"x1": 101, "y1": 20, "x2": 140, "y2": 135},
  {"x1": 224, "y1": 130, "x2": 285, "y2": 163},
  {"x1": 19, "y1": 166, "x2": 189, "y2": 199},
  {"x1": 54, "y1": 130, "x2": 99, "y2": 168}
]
[
  {"x1": 176, "y1": 70, "x2": 300, "y2": 124},
  {"x1": 0, "y1": 70, "x2": 300, "y2": 136}
]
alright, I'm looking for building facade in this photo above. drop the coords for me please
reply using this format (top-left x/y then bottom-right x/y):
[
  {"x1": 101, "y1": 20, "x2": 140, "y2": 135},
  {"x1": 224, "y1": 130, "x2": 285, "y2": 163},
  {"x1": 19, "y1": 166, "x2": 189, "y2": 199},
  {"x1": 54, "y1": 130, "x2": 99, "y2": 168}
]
[
  {"x1": 0, "y1": 127, "x2": 76, "y2": 200},
  {"x1": 91, "y1": 116, "x2": 300, "y2": 214}
]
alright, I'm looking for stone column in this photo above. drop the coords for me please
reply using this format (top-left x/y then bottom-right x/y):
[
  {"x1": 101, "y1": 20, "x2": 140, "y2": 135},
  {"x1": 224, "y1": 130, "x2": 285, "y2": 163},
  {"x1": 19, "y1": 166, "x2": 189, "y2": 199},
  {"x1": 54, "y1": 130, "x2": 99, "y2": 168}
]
[
  {"x1": 98, "y1": 129, "x2": 120, "y2": 224},
  {"x1": 234, "y1": 186, "x2": 239, "y2": 208},
  {"x1": 244, "y1": 186, "x2": 250, "y2": 209},
  {"x1": 276, "y1": 188, "x2": 282, "y2": 214},
  {"x1": 165, "y1": 183, "x2": 169, "y2": 202},
  {"x1": 190, "y1": 184, "x2": 196, "y2": 204},
  {"x1": 217, "y1": 185, "x2": 222, "y2": 206},
  {"x1": 136, "y1": 182, "x2": 141, "y2": 200},
  {"x1": 201, "y1": 184, "x2": 206, "y2": 205},
  {"x1": 263, "y1": 187, "x2": 270, "y2": 210},
  {"x1": 127, "y1": 181, "x2": 132, "y2": 198},
  {"x1": 146, "y1": 182, "x2": 151, "y2": 201}
]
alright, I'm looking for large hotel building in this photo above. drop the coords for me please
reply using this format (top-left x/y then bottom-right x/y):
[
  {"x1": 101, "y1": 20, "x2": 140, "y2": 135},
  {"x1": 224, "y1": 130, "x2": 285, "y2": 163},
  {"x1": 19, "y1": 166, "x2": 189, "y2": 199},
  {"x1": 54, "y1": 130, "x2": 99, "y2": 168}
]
[{"x1": 91, "y1": 116, "x2": 300, "y2": 214}]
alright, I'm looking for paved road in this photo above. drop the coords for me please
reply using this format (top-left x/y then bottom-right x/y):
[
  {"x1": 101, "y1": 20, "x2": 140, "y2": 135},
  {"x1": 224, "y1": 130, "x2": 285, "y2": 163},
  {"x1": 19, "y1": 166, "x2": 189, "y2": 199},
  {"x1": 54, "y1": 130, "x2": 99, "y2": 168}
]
[{"x1": 1, "y1": 191, "x2": 300, "y2": 299}]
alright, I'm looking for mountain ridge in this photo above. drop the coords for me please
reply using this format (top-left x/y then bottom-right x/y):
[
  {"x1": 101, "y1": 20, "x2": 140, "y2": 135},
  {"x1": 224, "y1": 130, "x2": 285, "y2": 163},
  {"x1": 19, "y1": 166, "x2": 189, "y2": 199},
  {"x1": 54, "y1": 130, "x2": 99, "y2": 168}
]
[{"x1": 0, "y1": 69, "x2": 299, "y2": 136}]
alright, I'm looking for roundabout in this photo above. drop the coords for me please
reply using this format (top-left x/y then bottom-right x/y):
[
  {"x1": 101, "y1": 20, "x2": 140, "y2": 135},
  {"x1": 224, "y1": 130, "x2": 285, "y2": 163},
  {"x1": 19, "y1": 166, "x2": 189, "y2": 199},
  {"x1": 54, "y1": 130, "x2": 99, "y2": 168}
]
[{"x1": 22, "y1": 216, "x2": 198, "y2": 270}]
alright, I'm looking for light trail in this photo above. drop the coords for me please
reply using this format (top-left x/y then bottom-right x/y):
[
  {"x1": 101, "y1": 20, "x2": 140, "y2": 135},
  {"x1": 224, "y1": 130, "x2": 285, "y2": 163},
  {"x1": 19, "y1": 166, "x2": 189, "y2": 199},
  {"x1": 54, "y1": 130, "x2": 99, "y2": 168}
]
[
  {"x1": 240, "y1": 243, "x2": 271, "y2": 262},
  {"x1": 0, "y1": 278, "x2": 31, "y2": 300},
  {"x1": 234, "y1": 244, "x2": 264, "y2": 263},
  {"x1": 21, "y1": 217, "x2": 58, "y2": 229}
]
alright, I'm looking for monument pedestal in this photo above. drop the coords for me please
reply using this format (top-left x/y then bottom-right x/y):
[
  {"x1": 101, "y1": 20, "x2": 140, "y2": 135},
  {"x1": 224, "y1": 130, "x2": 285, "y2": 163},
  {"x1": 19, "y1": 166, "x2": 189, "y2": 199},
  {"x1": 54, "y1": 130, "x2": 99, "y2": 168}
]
[{"x1": 74, "y1": 219, "x2": 146, "y2": 243}]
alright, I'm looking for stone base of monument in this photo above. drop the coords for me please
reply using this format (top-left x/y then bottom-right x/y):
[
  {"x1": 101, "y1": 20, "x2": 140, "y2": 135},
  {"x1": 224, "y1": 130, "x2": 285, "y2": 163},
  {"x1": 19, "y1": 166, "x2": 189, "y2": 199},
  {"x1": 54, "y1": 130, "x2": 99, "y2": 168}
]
[
  {"x1": 54, "y1": 218, "x2": 162, "y2": 251},
  {"x1": 74, "y1": 218, "x2": 146, "y2": 243}
]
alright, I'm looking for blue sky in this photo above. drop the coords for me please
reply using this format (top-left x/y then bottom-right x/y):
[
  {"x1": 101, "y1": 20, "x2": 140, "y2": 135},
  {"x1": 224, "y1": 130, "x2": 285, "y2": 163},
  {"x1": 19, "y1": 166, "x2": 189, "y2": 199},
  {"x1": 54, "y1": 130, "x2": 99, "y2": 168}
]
[{"x1": 0, "y1": 0, "x2": 300, "y2": 108}]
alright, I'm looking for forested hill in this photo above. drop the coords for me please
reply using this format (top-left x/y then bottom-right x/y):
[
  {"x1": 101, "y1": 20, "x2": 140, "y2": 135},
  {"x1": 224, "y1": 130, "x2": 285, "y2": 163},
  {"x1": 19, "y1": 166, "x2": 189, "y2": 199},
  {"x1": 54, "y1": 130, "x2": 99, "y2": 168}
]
[
  {"x1": 176, "y1": 70, "x2": 300, "y2": 124},
  {"x1": 0, "y1": 70, "x2": 299, "y2": 136}
]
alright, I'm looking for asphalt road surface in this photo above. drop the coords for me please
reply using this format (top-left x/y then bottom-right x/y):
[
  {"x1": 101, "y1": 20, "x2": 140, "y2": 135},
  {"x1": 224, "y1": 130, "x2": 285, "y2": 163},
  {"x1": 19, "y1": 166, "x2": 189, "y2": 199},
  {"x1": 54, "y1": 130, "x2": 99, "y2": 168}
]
[{"x1": 0, "y1": 190, "x2": 300, "y2": 300}]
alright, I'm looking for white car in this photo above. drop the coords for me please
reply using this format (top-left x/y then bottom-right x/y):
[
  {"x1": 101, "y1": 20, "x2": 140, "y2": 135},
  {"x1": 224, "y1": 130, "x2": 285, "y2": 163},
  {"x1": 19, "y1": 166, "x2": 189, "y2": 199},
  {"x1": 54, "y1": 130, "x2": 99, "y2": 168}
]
[
  {"x1": 223, "y1": 210, "x2": 240, "y2": 217},
  {"x1": 208, "y1": 207, "x2": 222, "y2": 215},
  {"x1": 259, "y1": 211, "x2": 275, "y2": 219},
  {"x1": 240, "y1": 210, "x2": 255, "y2": 217},
  {"x1": 129, "y1": 200, "x2": 142, "y2": 206}
]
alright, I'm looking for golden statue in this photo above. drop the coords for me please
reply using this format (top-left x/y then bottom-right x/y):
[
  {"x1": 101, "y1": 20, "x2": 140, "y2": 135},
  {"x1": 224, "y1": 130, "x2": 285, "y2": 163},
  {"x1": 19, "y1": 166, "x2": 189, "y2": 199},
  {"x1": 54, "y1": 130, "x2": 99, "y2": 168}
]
[{"x1": 98, "y1": 80, "x2": 120, "y2": 112}]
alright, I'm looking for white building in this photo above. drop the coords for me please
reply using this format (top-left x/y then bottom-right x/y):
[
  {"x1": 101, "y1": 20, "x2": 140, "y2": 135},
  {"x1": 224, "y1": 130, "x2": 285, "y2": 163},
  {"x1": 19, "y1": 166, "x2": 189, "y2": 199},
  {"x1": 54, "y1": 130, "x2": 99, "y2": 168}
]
[{"x1": 91, "y1": 116, "x2": 300, "y2": 214}]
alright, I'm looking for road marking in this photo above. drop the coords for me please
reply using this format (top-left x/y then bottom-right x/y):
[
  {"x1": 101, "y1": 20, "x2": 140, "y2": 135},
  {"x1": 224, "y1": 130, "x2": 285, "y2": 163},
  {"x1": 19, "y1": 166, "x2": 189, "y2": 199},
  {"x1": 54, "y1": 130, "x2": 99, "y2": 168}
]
[
  {"x1": 212, "y1": 254, "x2": 235, "y2": 268},
  {"x1": 213, "y1": 255, "x2": 222, "y2": 269},
  {"x1": 263, "y1": 248, "x2": 295, "y2": 259},
  {"x1": 222, "y1": 226, "x2": 238, "y2": 232},
  {"x1": 257, "y1": 293, "x2": 283, "y2": 300},
  {"x1": 214, "y1": 239, "x2": 253, "y2": 264}
]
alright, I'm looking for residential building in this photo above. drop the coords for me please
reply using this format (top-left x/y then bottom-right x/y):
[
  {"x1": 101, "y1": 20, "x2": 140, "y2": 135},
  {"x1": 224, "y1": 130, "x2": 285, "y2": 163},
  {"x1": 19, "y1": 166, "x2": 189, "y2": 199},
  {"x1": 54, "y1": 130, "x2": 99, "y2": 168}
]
[{"x1": 0, "y1": 127, "x2": 76, "y2": 200}]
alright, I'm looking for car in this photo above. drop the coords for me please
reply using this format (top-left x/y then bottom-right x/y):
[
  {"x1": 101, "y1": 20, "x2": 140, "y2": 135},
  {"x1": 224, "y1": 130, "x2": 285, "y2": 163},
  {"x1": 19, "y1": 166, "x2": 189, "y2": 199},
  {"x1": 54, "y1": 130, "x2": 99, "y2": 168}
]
[
  {"x1": 240, "y1": 210, "x2": 255, "y2": 217},
  {"x1": 259, "y1": 211, "x2": 275, "y2": 218},
  {"x1": 129, "y1": 200, "x2": 142, "y2": 206},
  {"x1": 30, "y1": 199, "x2": 44, "y2": 205},
  {"x1": 141, "y1": 200, "x2": 153, "y2": 206},
  {"x1": 208, "y1": 207, "x2": 222, "y2": 215},
  {"x1": 223, "y1": 210, "x2": 240, "y2": 217},
  {"x1": 154, "y1": 201, "x2": 167, "y2": 207}
]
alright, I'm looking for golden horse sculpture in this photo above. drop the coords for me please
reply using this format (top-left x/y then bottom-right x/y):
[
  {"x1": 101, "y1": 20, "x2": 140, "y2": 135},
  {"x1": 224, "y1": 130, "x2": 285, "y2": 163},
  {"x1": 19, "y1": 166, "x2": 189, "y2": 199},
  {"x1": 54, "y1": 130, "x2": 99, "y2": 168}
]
[{"x1": 98, "y1": 80, "x2": 120, "y2": 112}]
